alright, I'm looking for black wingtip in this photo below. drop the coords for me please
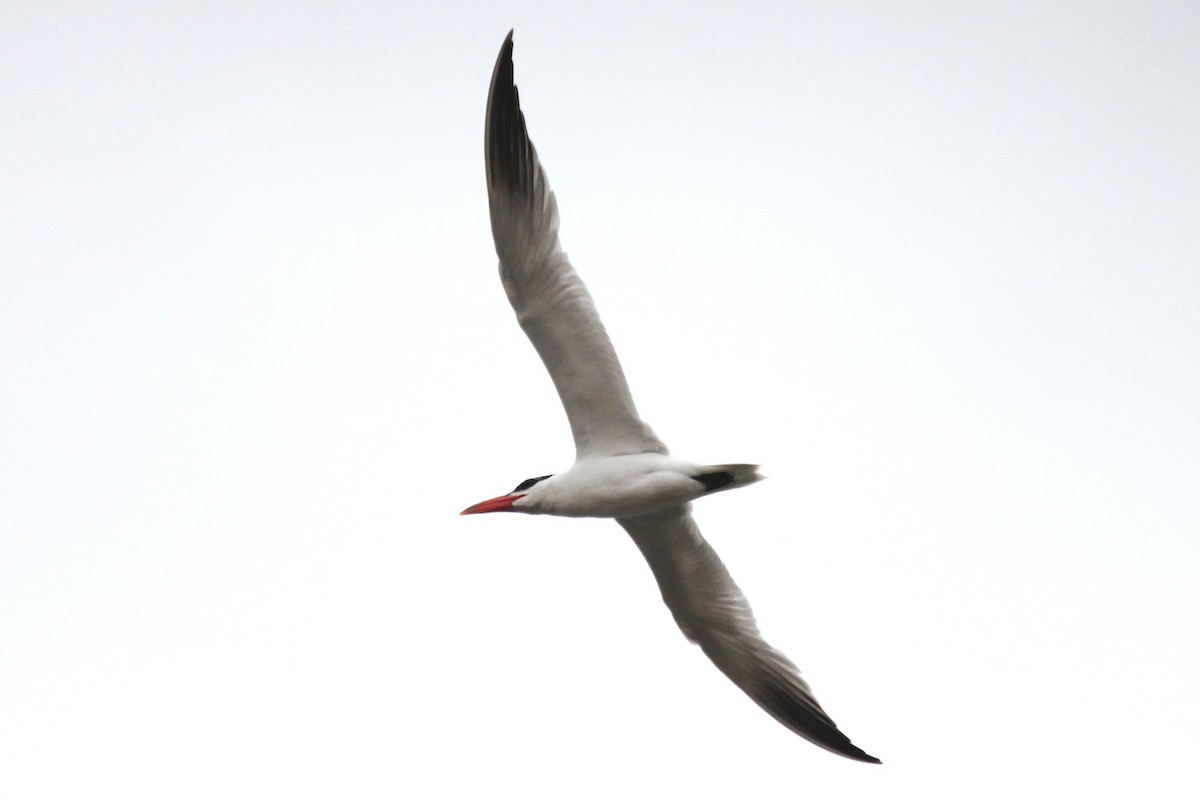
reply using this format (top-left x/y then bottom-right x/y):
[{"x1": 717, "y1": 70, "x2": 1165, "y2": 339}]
[
  {"x1": 486, "y1": 31, "x2": 515, "y2": 121},
  {"x1": 485, "y1": 30, "x2": 531, "y2": 200},
  {"x1": 762, "y1": 684, "x2": 881, "y2": 764}
]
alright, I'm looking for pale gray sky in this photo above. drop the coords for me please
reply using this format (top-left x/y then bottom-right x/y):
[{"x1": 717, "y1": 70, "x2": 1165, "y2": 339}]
[{"x1": 3, "y1": 2, "x2": 1198, "y2": 797}]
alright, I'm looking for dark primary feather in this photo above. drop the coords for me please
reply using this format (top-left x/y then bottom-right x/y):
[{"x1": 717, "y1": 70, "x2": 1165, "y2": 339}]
[
  {"x1": 619, "y1": 507, "x2": 880, "y2": 763},
  {"x1": 484, "y1": 32, "x2": 666, "y2": 459}
]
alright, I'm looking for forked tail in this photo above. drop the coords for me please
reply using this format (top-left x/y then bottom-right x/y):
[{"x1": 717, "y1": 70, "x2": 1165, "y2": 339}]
[{"x1": 690, "y1": 464, "x2": 764, "y2": 494}]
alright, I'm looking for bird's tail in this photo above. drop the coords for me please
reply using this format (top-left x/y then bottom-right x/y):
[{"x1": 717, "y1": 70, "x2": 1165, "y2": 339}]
[{"x1": 691, "y1": 464, "x2": 764, "y2": 494}]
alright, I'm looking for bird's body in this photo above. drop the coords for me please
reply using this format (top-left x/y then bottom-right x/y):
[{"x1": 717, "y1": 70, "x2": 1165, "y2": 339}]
[
  {"x1": 465, "y1": 455, "x2": 762, "y2": 518},
  {"x1": 463, "y1": 31, "x2": 880, "y2": 764}
]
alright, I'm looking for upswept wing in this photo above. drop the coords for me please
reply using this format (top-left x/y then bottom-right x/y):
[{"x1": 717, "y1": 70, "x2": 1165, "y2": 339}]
[
  {"x1": 618, "y1": 507, "x2": 880, "y2": 763},
  {"x1": 485, "y1": 32, "x2": 666, "y2": 459}
]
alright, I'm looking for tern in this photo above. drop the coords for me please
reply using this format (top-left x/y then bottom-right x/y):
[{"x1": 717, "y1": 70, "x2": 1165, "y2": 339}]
[{"x1": 463, "y1": 31, "x2": 879, "y2": 764}]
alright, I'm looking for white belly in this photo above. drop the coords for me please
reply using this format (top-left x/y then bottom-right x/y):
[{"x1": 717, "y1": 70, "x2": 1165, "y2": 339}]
[{"x1": 539, "y1": 454, "x2": 709, "y2": 518}]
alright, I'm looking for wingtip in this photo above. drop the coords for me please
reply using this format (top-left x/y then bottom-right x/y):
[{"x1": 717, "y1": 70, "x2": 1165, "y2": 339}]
[
  {"x1": 496, "y1": 30, "x2": 514, "y2": 71},
  {"x1": 485, "y1": 27, "x2": 534, "y2": 204},
  {"x1": 758, "y1": 682, "x2": 881, "y2": 764},
  {"x1": 490, "y1": 31, "x2": 514, "y2": 90},
  {"x1": 844, "y1": 747, "x2": 883, "y2": 765},
  {"x1": 820, "y1": 739, "x2": 881, "y2": 764},
  {"x1": 823, "y1": 738, "x2": 882, "y2": 764}
]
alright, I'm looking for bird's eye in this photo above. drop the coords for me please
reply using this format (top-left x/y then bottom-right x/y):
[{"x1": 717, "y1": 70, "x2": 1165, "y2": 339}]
[{"x1": 512, "y1": 474, "x2": 553, "y2": 493}]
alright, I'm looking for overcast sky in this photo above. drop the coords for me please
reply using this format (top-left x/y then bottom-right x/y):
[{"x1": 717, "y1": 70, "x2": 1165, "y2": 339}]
[{"x1": 3, "y1": 2, "x2": 1198, "y2": 798}]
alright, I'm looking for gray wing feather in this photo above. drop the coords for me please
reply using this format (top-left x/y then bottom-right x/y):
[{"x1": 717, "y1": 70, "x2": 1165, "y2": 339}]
[
  {"x1": 485, "y1": 33, "x2": 666, "y2": 458},
  {"x1": 618, "y1": 507, "x2": 880, "y2": 763}
]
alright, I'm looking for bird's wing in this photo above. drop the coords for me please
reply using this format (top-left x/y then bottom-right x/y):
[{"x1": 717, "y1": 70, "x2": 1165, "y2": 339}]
[
  {"x1": 485, "y1": 32, "x2": 667, "y2": 459},
  {"x1": 618, "y1": 507, "x2": 880, "y2": 763}
]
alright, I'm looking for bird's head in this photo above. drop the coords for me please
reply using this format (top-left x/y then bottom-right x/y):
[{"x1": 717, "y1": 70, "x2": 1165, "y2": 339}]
[{"x1": 460, "y1": 474, "x2": 555, "y2": 515}]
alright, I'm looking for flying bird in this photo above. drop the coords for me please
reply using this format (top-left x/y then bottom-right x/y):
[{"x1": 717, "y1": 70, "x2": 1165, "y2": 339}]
[{"x1": 463, "y1": 31, "x2": 879, "y2": 764}]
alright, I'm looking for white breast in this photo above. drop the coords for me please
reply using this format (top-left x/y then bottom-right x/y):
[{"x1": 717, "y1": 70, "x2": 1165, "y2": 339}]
[{"x1": 521, "y1": 454, "x2": 710, "y2": 518}]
